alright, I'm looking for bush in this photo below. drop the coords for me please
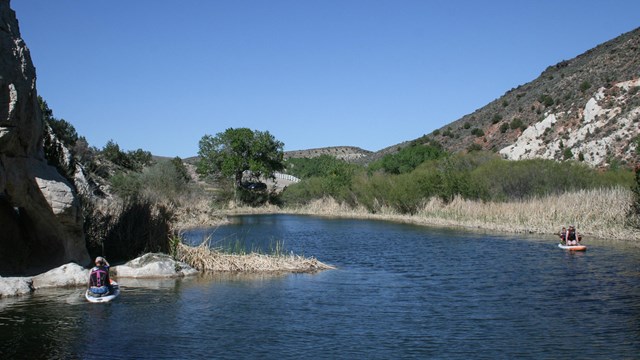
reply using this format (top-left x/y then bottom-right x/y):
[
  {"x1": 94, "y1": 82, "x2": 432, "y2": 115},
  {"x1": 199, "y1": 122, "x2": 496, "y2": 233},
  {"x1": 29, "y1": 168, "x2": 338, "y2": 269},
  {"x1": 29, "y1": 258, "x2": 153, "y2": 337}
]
[
  {"x1": 563, "y1": 148, "x2": 574, "y2": 160},
  {"x1": 368, "y1": 142, "x2": 445, "y2": 175},
  {"x1": 539, "y1": 94, "x2": 555, "y2": 107},
  {"x1": 467, "y1": 143, "x2": 483, "y2": 152},
  {"x1": 471, "y1": 128, "x2": 485, "y2": 137},
  {"x1": 510, "y1": 118, "x2": 523, "y2": 130}
]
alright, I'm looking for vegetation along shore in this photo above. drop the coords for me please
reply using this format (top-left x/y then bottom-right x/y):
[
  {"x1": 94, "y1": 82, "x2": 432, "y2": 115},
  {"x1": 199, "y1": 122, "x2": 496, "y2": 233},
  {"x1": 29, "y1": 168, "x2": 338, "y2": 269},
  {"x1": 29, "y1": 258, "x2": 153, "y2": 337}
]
[{"x1": 214, "y1": 186, "x2": 639, "y2": 243}]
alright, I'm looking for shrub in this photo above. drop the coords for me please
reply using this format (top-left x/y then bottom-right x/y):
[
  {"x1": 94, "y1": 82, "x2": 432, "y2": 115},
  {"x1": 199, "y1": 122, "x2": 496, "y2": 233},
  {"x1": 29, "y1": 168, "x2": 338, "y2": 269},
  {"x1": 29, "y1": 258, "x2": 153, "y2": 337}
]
[
  {"x1": 539, "y1": 94, "x2": 554, "y2": 107},
  {"x1": 580, "y1": 80, "x2": 592, "y2": 92},
  {"x1": 471, "y1": 128, "x2": 485, "y2": 137},
  {"x1": 463, "y1": 122, "x2": 471, "y2": 129},
  {"x1": 500, "y1": 123, "x2": 509, "y2": 133},
  {"x1": 467, "y1": 143, "x2": 483, "y2": 152},
  {"x1": 563, "y1": 148, "x2": 574, "y2": 160},
  {"x1": 492, "y1": 114, "x2": 502, "y2": 124},
  {"x1": 510, "y1": 118, "x2": 523, "y2": 130}
]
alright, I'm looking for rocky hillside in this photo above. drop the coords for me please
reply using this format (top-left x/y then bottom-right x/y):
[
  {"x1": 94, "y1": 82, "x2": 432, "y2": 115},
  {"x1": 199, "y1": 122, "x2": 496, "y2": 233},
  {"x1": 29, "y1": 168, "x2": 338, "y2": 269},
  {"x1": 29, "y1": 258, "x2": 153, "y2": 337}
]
[
  {"x1": 174, "y1": 31, "x2": 640, "y2": 170},
  {"x1": 375, "y1": 27, "x2": 640, "y2": 167},
  {"x1": 285, "y1": 146, "x2": 373, "y2": 162}
]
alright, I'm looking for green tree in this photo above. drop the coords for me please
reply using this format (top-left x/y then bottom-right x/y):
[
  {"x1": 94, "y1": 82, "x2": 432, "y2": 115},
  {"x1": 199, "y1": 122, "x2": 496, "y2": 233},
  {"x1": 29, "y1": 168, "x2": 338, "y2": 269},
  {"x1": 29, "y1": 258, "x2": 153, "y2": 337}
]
[
  {"x1": 197, "y1": 128, "x2": 284, "y2": 188},
  {"x1": 171, "y1": 157, "x2": 191, "y2": 183}
]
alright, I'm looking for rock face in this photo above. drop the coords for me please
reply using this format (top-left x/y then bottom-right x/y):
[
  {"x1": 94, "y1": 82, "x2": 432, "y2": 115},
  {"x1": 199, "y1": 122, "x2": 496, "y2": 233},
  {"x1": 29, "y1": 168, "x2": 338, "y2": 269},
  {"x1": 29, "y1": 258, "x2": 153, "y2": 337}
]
[
  {"x1": 0, "y1": 0, "x2": 89, "y2": 275},
  {"x1": 500, "y1": 79, "x2": 640, "y2": 166}
]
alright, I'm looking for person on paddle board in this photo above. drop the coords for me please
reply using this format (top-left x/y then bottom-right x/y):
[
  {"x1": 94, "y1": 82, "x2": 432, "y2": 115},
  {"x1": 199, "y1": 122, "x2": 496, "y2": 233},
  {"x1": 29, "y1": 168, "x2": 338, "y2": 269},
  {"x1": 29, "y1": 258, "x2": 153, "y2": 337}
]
[
  {"x1": 559, "y1": 226, "x2": 567, "y2": 244},
  {"x1": 566, "y1": 226, "x2": 578, "y2": 245},
  {"x1": 88, "y1": 256, "x2": 112, "y2": 295}
]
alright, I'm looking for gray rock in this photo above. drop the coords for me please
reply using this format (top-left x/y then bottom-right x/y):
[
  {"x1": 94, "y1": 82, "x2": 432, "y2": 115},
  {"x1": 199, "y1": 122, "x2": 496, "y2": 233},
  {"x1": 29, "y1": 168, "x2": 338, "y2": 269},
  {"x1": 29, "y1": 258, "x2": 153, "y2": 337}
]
[
  {"x1": 31, "y1": 263, "x2": 88, "y2": 289},
  {"x1": 113, "y1": 253, "x2": 198, "y2": 278}
]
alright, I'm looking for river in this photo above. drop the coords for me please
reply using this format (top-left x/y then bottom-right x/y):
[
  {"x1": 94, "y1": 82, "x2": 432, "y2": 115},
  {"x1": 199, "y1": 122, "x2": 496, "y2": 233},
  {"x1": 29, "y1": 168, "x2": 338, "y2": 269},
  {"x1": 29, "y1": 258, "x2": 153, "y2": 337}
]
[{"x1": 1, "y1": 214, "x2": 639, "y2": 359}]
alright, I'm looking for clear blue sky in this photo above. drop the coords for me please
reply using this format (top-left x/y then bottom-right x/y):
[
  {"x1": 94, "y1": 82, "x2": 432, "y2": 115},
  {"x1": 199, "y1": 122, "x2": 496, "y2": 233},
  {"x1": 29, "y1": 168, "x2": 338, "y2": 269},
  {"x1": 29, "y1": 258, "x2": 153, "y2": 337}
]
[{"x1": 11, "y1": 0, "x2": 640, "y2": 158}]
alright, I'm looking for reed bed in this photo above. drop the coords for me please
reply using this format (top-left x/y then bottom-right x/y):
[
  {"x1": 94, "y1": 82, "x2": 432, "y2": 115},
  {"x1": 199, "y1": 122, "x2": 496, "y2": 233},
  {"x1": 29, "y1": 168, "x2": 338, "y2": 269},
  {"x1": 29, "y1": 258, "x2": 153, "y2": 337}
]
[
  {"x1": 284, "y1": 187, "x2": 640, "y2": 242},
  {"x1": 414, "y1": 187, "x2": 636, "y2": 239},
  {"x1": 176, "y1": 243, "x2": 335, "y2": 273}
]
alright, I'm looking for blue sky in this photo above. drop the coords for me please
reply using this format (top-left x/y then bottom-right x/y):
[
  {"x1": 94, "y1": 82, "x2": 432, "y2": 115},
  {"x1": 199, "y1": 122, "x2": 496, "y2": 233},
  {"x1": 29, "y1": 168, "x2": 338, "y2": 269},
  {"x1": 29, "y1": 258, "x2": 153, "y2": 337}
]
[{"x1": 11, "y1": 1, "x2": 640, "y2": 158}]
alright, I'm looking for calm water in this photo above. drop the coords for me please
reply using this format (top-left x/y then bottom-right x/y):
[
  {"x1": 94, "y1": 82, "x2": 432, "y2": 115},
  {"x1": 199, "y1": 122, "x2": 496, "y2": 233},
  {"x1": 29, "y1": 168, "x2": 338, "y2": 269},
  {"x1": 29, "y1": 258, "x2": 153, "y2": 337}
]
[{"x1": 1, "y1": 214, "x2": 640, "y2": 359}]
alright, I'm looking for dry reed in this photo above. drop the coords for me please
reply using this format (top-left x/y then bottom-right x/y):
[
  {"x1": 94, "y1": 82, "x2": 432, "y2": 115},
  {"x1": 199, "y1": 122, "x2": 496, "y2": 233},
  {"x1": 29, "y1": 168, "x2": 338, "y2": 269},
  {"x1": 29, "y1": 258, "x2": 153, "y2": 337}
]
[
  {"x1": 282, "y1": 188, "x2": 640, "y2": 242},
  {"x1": 176, "y1": 243, "x2": 335, "y2": 273}
]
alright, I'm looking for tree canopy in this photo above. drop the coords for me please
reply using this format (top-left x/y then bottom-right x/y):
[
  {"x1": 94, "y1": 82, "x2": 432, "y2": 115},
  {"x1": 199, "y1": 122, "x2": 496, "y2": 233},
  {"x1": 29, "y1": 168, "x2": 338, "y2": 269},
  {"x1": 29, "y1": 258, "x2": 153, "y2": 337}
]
[{"x1": 197, "y1": 128, "x2": 284, "y2": 187}]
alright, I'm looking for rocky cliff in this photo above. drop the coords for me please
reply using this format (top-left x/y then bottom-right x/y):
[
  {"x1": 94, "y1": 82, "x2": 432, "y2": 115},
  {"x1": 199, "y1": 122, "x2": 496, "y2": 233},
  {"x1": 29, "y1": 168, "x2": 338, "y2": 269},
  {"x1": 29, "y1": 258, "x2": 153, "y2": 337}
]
[{"x1": 0, "y1": 0, "x2": 89, "y2": 275}]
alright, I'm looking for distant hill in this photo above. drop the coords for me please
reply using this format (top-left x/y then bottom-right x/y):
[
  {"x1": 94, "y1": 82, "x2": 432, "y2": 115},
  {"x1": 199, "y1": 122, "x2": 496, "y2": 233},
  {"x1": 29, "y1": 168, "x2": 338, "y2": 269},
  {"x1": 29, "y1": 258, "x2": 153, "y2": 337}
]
[
  {"x1": 289, "y1": 27, "x2": 640, "y2": 168},
  {"x1": 285, "y1": 146, "x2": 373, "y2": 162}
]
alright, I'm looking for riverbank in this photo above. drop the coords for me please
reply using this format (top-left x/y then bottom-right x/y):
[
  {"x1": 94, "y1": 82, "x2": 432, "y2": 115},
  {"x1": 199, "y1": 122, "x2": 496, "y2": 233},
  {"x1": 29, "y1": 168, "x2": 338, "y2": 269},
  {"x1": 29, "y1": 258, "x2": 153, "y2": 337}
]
[{"x1": 197, "y1": 187, "x2": 640, "y2": 243}]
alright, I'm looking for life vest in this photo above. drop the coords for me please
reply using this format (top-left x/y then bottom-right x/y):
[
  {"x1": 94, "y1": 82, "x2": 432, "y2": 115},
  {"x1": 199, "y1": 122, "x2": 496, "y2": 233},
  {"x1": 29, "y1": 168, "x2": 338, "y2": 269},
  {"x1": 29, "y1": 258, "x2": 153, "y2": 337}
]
[
  {"x1": 90, "y1": 266, "x2": 109, "y2": 287},
  {"x1": 567, "y1": 229, "x2": 576, "y2": 241}
]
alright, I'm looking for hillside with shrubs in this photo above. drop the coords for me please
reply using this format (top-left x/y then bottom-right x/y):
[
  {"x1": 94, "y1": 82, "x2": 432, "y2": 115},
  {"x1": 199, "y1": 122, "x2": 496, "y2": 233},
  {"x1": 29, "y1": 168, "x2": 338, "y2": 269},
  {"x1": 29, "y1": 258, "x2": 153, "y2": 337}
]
[{"x1": 390, "y1": 26, "x2": 640, "y2": 168}]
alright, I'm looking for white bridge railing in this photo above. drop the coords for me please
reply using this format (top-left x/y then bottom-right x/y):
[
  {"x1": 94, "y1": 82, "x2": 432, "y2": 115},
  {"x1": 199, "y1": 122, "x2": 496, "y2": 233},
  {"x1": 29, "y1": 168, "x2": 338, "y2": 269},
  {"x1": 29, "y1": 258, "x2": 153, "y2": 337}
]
[{"x1": 274, "y1": 172, "x2": 300, "y2": 183}]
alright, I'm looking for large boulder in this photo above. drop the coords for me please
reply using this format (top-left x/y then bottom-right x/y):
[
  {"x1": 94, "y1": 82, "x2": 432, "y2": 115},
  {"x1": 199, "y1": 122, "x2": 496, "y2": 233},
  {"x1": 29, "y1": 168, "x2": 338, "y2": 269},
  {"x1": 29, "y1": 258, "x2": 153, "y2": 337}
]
[
  {"x1": 31, "y1": 263, "x2": 88, "y2": 289},
  {"x1": 0, "y1": 0, "x2": 89, "y2": 275},
  {"x1": 112, "y1": 253, "x2": 198, "y2": 278}
]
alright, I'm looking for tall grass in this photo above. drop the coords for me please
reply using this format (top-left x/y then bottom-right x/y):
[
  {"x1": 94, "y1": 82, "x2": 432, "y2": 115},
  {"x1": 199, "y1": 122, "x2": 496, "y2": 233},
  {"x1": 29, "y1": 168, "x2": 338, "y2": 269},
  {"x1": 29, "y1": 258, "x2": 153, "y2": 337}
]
[{"x1": 283, "y1": 187, "x2": 639, "y2": 241}]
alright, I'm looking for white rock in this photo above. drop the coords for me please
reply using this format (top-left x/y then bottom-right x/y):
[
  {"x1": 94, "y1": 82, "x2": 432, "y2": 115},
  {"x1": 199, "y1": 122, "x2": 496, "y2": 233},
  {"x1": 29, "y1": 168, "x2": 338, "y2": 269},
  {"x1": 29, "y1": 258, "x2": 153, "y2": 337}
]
[
  {"x1": 113, "y1": 253, "x2": 198, "y2": 278},
  {"x1": 31, "y1": 263, "x2": 89, "y2": 289}
]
